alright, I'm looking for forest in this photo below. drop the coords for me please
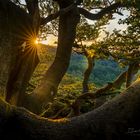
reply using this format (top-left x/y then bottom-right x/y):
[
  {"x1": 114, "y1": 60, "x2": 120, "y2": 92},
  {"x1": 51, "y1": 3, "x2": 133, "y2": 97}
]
[
  {"x1": 0, "y1": 0, "x2": 140, "y2": 139},
  {"x1": 68, "y1": 54, "x2": 124, "y2": 86}
]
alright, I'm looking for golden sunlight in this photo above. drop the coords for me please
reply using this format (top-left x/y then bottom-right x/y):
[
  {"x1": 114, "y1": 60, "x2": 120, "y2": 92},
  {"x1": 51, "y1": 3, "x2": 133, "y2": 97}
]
[
  {"x1": 34, "y1": 39, "x2": 39, "y2": 44},
  {"x1": 41, "y1": 35, "x2": 57, "y2": 46}
]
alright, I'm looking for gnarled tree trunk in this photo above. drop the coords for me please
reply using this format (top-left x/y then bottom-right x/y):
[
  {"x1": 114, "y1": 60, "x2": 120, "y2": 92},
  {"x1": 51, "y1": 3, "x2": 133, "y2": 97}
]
[
  {"x1": 0, "y1": 24, "x2": 16, "y2": 99},
  {"x1": 6, "y1": 45, "x2": 39, "y2": 106},
  {"x1": 6, "y1": 0, "x2": 40, "y2": 106},
  {"x1": 0, "y1": 0, "x2": 26, "y2": 99},
  {"x1": 82, "y1": 55, "x2": 95, "y2": 93},
  {"x1": 0, "y1": 0, "x2": 39, "y2": 106},
  {"x1": 0, "y1": 79, "x2": 140, "y2": 140},
  {"x1": 30, "y1": 0, "x2": 80, "y2": 113}
]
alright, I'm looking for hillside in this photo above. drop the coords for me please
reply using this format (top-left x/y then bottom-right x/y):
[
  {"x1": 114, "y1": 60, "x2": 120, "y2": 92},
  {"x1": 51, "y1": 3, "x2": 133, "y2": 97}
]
[
  {"x1": 29, "y1": 44, "x2": 124, "y2": 95},
  {"x1": 68, "y1": 53, "x2": 124, "y2": 86}
]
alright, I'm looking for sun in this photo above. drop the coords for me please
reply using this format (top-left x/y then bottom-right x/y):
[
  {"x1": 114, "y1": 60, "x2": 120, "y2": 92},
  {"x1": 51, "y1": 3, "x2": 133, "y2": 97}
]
[{"x1": 34, "y1": 39, "x2": 39, "y2": 44}]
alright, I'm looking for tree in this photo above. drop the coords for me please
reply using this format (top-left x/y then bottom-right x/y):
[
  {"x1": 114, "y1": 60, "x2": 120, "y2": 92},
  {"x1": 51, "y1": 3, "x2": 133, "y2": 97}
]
[
  {"x1": 0, "y1": 0, "x2": 35, "y2": 103},
  {"x1": 74, "y1": 17, "x2": 109, "y2": 93},
  {"x1": 30, "y1": 0, "x2": 80, "y2": 113},
  {"x1": 31, "y1": 0, "x2": 126, "y2": 113},
  {"x1": 1, "y1": 0, "x2": 140, "y2": 139},
  {"x1": 100, "y1": 22, "x2": 140, "y2": 88},
  {"x1": 0, "y1": 0, "x2": 128, "y2": 114},
  {"x1": 70, "y1": 3, "x2": 140, "y2": 115}
]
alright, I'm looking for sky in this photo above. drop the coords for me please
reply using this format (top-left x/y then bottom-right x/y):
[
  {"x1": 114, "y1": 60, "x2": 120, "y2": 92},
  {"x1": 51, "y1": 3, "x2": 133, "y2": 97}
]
[
  {"x1": 87, "y1": 9, "x2": 130, "y2": 40},
  {"x1": 104, "y1": 10, "x2": 130, "y2": 33}
]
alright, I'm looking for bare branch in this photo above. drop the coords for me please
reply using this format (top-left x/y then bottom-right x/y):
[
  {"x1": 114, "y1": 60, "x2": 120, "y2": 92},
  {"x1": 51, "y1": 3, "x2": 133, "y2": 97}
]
[
  {"x1": 40, "y1": 1, "x2": 125, "y2": 25},
  {"x1": 78, "y1": 2, "x2": 124, "y2": 20},
  {"x1": 71, "y1": 70, "x2": 127, "y2": 116},
  {"x1": 40, "y1": 3, "x2": 76, "y2": 25}
]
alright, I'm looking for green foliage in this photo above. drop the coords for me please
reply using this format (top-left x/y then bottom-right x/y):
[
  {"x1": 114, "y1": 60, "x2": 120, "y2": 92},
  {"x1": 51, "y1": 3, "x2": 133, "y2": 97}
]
[
  {"x1": 10, "y1": 0, "x2": 140, "y2": 118},
  {"x1": 28, "y1": 44, "x2": 123, "y2": 118},
  {"x1": 99, "y1": 5, "x2": 140, "y2": 68},
  {"x1": 76, "y1": 16, "x2": 109, "y2": 43}
]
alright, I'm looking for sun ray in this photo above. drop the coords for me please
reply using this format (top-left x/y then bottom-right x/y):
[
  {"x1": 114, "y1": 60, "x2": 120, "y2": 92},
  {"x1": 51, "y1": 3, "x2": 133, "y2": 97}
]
[{"x1": 34, "y1": 39, "x2": 39, "y2": 44}]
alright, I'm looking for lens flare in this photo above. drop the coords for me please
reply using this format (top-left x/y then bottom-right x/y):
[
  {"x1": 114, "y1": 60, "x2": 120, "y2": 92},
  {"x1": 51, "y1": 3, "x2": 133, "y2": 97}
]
[{"x1": 34, "y1": 39, "x2": 39, "y2": 44}]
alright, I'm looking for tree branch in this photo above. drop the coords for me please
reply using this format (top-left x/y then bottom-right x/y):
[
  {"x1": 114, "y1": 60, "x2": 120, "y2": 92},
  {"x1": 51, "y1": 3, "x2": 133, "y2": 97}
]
[
  {"x1": 78, "y1": 2, "x2": 124, "y2": 20},
  {"x1": 40, "y1": 3, "x2": 76, "y2": 25}
]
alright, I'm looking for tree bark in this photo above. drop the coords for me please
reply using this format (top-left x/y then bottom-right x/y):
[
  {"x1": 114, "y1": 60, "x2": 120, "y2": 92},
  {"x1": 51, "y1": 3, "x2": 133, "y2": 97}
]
[
  {"x1": 82, "y1": 56, "x2": 95, "y2": 93},
  {"x1": 6, "y1": 45, "x2": 39, "y2": 106},
  {"x1": 0, "y1": 21, "x2": 15, "y2": 99},
  {"x1": 72, "y1": 70, "x2": 127, "y2": 116},
  {"x1": 0, "y1": 0, "x2": 39, "y2": 105},
  {"x1": 0, "y1": 79, "x2": 140, "y2": 140},
  {"x1": 30, "y1": 1, "x2": 80, "y2": 113},
  {"x1": 0, "y1": 0, "x2": 30, "y2": 99},
  {"x1": 6, "y1": 0, "x2": 40, "y2": 106}
]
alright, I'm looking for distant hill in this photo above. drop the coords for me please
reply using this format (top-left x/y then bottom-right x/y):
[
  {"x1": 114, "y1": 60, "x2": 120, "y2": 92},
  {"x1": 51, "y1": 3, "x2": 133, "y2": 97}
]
[
  {"x1": 68, "y1": 53, "x2": 124, "y2": 86},
  {"x1": 31, "y1": 44, "x2": 124, "y2": 88}
]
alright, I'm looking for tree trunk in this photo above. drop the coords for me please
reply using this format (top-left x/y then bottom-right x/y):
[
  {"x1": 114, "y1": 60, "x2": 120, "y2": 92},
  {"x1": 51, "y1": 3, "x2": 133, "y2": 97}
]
[
  {"x1": 0, "y1": 24, "x2": 15, "y2": 99},
  {"x1": 0, "y1": 0, "x2": 39, "y2": 105},
  {"x1": 1, "y1": 79, "x2": 140, "y2": 140},
  {"x1": 0, "y1": 0, "x2": 24, "y2": 99},
  {"x1": 30, "y1": 1, "x2": 80, "y2": 113},
  {"x1": 82, "y1": 56, "x2": 95, "y2": 93},
  {"x1": 6, "y1": 45, "x2": 39, "y2": 106},
  {"x1": 6, "y1": 0, "x2": 40, "y2": 106}
]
